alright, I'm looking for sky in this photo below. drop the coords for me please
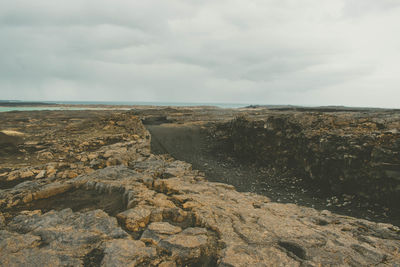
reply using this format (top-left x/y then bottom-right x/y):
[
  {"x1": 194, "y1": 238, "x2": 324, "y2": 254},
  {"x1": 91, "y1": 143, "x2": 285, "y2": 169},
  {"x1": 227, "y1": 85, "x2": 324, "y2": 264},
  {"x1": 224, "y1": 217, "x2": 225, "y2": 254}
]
[{"x1": 0, "y1": 0, "x2": 399, "y2": 107}]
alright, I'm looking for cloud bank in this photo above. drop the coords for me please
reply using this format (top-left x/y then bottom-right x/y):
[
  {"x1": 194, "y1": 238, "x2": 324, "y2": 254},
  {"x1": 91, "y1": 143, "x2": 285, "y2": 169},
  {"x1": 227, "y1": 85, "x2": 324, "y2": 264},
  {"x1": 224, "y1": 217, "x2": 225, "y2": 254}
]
[{"x1": 0, "y1": 0, "x2": 399, "y2": 107}]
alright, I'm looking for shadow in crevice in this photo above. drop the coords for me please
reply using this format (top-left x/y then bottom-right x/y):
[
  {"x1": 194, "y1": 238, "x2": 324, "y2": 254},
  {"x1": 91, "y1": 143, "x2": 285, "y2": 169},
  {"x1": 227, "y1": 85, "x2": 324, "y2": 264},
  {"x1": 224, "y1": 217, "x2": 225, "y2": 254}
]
[
  {"x1": 0, "y1": 178, "x2": 33, "y2": 190},
  {"x1": 146, "y1": 123, "x2": 400, "y2": 227},
  {"x1": 83, "y1": 248, "x2": 105, "y2": 267},
  {"x1": 11, "y1": 188, "x2": 126, "y2": 217}
]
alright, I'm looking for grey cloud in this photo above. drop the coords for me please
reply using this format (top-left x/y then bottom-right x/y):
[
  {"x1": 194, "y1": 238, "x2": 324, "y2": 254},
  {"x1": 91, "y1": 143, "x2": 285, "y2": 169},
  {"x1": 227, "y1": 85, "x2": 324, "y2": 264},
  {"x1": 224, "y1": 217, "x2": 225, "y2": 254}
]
[
  {"x1": 343, "y1": 0, "x2": 400, "y2": 17},
  {"x1": 0, "y1": 0, "x2": 399, "y2": 107}
]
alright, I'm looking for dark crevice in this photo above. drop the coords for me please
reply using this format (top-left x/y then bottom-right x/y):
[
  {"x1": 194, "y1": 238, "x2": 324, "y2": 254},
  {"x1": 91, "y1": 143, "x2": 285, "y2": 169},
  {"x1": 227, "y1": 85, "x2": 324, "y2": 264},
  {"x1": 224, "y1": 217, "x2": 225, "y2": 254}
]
[
  {"x1": 0, "y1": 178, "x2": 33, "y2": 190},
  {"x1": 278, "y1": 241, "x2": 308, "y2": 261},
  {"x1": 115, "y1": 216, "x2": 144, "y2": 240},
  {"x1": 231, "y1": 222, "x2": 261, "y2": 246},
  {"x1": 8, "y1": 188, "x2": 126, "y2": 217},
  {"x1": 146, "y1": 123, "x2": 400, "y2": 227},
  {"x1": 83, "y1": 248, "x2": 104, "y2": 267},
  {"x1": 184, "y1": 255, "x2": 218, "y2": 267},
  {"x1": 315, "y1": 218, "x2": 329, "y2": 226},
  {"x1": 163, "y1": 209, "x2": 197, "y2": 230},
  {"x1": 38, "y1": 240, "x2": 50, "y2": 248}
]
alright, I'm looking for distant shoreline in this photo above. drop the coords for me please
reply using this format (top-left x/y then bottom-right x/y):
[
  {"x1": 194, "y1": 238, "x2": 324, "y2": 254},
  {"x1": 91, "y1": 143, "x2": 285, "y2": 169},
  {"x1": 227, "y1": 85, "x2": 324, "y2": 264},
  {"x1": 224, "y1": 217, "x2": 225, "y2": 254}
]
[
  {"x1": 0, "y1": 100, "x2": 248, "y2": 109},
  {"x1": 1, "y1": 100, "x2": 399, "y2": 112},
  {"x1": 0, "y1": 101, "x2": 57, "y2": 107}
]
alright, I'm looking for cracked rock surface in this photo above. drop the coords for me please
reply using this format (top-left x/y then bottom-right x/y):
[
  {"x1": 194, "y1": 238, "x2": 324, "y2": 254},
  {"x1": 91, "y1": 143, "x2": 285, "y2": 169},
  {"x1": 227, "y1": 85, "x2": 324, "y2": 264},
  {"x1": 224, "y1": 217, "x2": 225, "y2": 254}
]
[
  {"x1": 0, "y1": 110, "x2": 400, "y2": 266},
  {"x1": 2, "y1": 163, "x2": 400, "y2": 266}
]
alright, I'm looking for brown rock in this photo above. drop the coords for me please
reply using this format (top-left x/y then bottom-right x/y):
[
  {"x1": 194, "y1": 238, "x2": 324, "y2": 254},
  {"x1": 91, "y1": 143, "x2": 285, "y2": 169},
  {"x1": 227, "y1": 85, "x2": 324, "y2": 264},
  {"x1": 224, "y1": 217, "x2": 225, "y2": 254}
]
[
  {"x1": 79, "y1": 154, "x2": 88, "y2": 162},
  {"x1": 158, "y1": 261, "x2": 177, "y2": 267},
  {"x1": 149, "y1": 208, "x2": 164, "y2": 222},
  {"x1": 6, "y1": 171, "x2": 19, "y2": 181},
  {"x1": 116, "y1": 206, "x2": 152, "y2": 232},
  {"x1": 46, "y1": 165, "x2": 57, "y2": 177},
  {"x1": 101, "y1": 239, "x2": 156, "y2": 266},
  {"x1": 81, "y1": 141, "x2": 89, "y2": 146},
  {"x1": 141, "y1": 222, "x2": 182, "y2": 245},
  {"x1": 159, "y1": 227, "x2": 213, "y2": 264},
  {"x1": 37, "y1": 151, "x2": 53, "y2": 161},
  {"x1": 150, "y1": 193, "x2": 176, "y2": 208},
  {"x1": 148, "y1": 222, "x2": 182, "y2": 235},
  {"x1": 62, "y1": 170, "x2": 78, "y2": 179},
  {"x1": 162, "y1": 208, "x2": 188, "y2": 223},
  {"x1": 106, "y1": 158, "x2": 120, "y2": 167},
  {"x1": 32, "y1": 183, "x2": 74, "y2": 200},
  {"x1": 87, "y1": 153, "x2": 98, "y2": 160},
  {"x1": 19, "y1": 170, "x2": 34, "y2": 179},
  {"x1": 22, "y1": 194, "x2": 33, "y2": 203},
  {"x1": 35, "y1": 170, "x2": 46, "y2": 179},
  {"x1": 0, "y1": 213, "x2": 5, "y2": 229}
]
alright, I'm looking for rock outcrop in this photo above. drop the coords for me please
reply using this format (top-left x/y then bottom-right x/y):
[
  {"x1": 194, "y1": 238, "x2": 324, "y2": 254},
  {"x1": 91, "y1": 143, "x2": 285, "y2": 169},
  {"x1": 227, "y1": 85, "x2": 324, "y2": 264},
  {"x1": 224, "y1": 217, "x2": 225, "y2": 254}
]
[
  {"x1": 1, "y1": 109, "x2": 400, "y2": 266},
  {"x1": 211, "y1": 112, "x2": 400, "y2": 207},
  {"x1": 2, "y1": 163, "x2": 400, "y2": 266}
]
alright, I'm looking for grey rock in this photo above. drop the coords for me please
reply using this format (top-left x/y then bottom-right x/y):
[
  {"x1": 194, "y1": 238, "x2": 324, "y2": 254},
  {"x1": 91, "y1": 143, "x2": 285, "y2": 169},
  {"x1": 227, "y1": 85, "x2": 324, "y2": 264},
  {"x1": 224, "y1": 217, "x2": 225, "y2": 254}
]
[{"x1": 101, "y1": 239, "x2": 157, "y2": 267}]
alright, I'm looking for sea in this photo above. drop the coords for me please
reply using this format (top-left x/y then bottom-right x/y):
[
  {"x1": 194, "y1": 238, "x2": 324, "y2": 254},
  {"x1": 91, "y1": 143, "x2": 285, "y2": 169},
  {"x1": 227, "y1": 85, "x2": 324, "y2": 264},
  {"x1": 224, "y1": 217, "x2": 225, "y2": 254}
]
[{"x1": 0, "y1": 101, "x2": 249, "y2": 113}]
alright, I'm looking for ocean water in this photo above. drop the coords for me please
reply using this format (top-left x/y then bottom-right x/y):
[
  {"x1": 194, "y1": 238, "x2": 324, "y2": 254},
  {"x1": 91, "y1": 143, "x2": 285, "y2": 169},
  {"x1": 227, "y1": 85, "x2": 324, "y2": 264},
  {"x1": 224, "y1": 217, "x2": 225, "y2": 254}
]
[
  {"x1": 0, "y1": 107, "x2": 111, "y2": 113},
  {"x1": 0, "y1": 101, "x2": 248, "y2": 112},
  {"x1": 47, "y1": 101, "x2": 248, "y2": 108}
]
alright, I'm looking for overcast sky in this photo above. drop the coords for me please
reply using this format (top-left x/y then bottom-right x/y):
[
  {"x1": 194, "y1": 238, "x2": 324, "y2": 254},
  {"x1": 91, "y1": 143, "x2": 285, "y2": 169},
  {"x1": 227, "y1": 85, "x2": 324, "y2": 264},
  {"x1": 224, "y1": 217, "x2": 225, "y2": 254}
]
[{"x1": 0, "y1": 0, "x2": 399, "y2": 107}]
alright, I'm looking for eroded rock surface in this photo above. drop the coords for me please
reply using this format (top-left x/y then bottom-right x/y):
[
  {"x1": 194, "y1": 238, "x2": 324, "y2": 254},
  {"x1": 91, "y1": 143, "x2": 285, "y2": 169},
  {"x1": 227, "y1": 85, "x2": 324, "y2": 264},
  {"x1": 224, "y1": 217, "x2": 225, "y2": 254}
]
[
  {"x1": 2, "y1": 163, "x2": 400, "y2": 266},
  {"x1": 140, "y1": 107, "x2": 400, "y2": 224},
  {"x1": 213, "y1": 113, "x2": 400, "y2": 207},
  {"x1": 1, "y1": 109, "x2": 400, "y2": 266}
]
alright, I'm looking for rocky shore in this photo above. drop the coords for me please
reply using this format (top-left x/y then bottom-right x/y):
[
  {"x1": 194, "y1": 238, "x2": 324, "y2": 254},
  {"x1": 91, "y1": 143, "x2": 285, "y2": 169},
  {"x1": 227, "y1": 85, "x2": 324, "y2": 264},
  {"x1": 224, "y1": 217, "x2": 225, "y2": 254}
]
[{"x1": 1, "y1": 108, "x2": 400, "y2": 266}]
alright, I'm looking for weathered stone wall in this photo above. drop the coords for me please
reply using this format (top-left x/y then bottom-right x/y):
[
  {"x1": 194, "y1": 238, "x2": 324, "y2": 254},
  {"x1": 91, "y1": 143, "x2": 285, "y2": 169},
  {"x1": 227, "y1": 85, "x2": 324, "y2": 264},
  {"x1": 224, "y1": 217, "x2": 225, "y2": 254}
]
[{"x1": 212, "y1": 113, "x2": 400, "y2": 206}]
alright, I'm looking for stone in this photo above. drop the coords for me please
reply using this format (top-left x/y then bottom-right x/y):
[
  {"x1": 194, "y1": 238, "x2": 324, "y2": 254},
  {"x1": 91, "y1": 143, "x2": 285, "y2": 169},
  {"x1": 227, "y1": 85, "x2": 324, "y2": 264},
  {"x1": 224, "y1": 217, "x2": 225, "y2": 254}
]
[
  {"x1": 32, "y1": 183, "x2": 74, "y2": 200},
  {"x1": 140, "y1": 222, "x2": 182, "y2": 245},
  {"x1": 162, "y1": 207, "x2": 189, "y2": 223},
  {"x1": 19, "y1": 170, "x2": 34, "y2": 179},
  {"x1": 35, "y1": 170, "x2": 46, "y2": 179},
  {"x1": 106, "y1": 158, "x2": 120, "y2": 167},
  {"x1": 159, "y1": 228, "x2": 212, "y2": 263},
  {"x1": 1, "y1": 209, "x2": 131, "y2": 266},
  {"x1": 6, "y1": 171, "x2": 20, "y2": 181},
  {"x1": 88, "y1": 153, "x2": 99, "y2": 160},
  {"x1": 0, "y1": 213, "x2": 5, "y2": 229},
  {"x1": 150, "y1": 193, "x2": 176, "y2": 208},
  {"x1": 148, "y1": 222, "x2": 182, "y2": 235},
  {"x1": 37, "y1": 151, "x2": 53, "y2": 161},
  {"x1": 0, "y1": 230, "x2": 41, "y2": 254},
  {"x1": 149, "y1": 208, "x2": 164, "y2": 222},
  {"x1": 158, "y1": 261, "x2": 177, "y2": 267},
  {"x1": 0, "y1": 230, "x2": 75, "y2": 267},
  {"x1": 90, "y1": 158, "x2": 103, "y2": 168},
  {"x1": 45, "y1": 166, "x2": 57, "y2": 177},
  {"x1": 116, "y1": 206, "x2": 152, "y2": 232},
  {"x1": 63, "y1": 170, "x2": 78, "y2": 179},
  {"x1": 79, "y1": 154, "x2": 88, "y2": 162},
  {"x1": 101, "y1": 239, "x2": 157, "y2": 267}
]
